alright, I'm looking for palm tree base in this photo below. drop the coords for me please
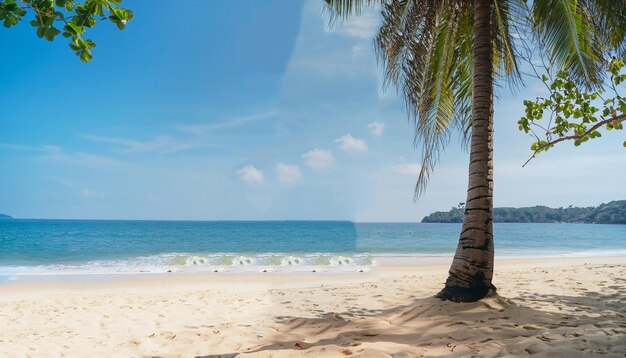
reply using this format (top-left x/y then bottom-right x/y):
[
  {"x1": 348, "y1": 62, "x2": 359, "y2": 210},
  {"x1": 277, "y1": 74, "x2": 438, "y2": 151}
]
[{"x1": 435, "y1": 284, "x2": 497, "y2": 303}]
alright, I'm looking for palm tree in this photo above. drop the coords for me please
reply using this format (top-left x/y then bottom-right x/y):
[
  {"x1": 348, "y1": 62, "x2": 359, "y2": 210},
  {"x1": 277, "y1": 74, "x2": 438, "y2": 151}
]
[{"x1": 325, "y1": 0, "x2": 626, "y2": 302}]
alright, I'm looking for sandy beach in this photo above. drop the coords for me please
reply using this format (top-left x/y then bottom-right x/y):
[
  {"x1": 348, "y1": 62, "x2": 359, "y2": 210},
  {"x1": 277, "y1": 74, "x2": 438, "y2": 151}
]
[{"x1": 1, "y1": 256, "x2": 625, "y2": 357}]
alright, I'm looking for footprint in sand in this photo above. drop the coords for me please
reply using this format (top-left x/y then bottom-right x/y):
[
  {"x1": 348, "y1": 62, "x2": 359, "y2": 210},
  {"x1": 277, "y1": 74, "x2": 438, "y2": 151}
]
[{"x1": 159, "y1": 331, "x2": 176, "y2": 340}]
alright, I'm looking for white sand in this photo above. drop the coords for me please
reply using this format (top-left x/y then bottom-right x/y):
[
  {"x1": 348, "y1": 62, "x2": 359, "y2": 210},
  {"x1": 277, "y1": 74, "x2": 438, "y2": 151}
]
[{"x1": 1, "y1": 256, "x2": 625, "y2": 357}]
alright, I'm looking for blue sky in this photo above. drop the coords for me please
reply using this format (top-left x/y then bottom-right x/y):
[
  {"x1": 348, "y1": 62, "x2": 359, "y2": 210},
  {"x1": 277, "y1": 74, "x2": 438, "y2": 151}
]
[{"x1": 0, "y1": 0, "x2": 624, "y2": 221}]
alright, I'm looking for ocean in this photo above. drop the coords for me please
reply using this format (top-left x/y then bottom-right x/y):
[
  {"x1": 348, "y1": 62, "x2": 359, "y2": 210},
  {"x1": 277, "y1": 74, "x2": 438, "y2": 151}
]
[{"x1": 1, "y1": 220, "x2": 625, "y2": 277}]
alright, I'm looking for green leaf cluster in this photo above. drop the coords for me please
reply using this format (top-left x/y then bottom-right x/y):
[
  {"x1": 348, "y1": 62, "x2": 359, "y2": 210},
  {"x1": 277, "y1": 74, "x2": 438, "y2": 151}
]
[
  {"x1": 0, "y1": 0, "x2": 132, "y2": 62},
  {"x1": 0, "y1": 0, "x2": 26, "y2": 27},
  {"x1": 520, "y1": 58, "x2": 626, "y2": 154}
]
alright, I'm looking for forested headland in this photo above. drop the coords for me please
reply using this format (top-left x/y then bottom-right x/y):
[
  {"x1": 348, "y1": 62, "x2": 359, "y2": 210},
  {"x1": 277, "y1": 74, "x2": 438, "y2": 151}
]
[{"x1": 422, "y1": 201, "x2": 626, "y2": 224}]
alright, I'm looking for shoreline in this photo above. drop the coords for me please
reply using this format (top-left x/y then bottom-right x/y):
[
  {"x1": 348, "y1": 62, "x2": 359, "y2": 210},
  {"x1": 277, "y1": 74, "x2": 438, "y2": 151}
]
[{"x1": 2, "y1": 255, "x2": 625, "y2": 289}]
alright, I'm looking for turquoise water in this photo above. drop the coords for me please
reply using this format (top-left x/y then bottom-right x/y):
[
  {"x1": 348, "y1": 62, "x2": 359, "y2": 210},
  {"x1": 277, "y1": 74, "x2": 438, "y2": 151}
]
[{"x1": 0, "y1": 220, "x2": 625, "y2": 275}]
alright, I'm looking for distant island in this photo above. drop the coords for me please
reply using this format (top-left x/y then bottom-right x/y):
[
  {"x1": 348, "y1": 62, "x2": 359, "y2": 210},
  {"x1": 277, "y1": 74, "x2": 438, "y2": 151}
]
[
  {"x1": 0, "y1": 214, "x2": 13, "y2": 219},
  {"x1": 422, "y1": 200, "x2": 626, "y2": 224}
]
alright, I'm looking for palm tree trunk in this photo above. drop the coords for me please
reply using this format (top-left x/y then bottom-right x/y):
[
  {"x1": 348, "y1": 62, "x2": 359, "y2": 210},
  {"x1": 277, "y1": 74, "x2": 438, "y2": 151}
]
[{"x1": 436, "y1": 0, "x2": 496, "y2": 302}]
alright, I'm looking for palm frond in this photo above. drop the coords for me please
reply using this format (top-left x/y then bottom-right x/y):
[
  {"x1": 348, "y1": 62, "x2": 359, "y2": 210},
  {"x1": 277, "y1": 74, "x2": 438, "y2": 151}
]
[
  {"x1": 492, "y1": 0, "x2": 525, "y2": 86},
  {"x1": 413, "y1": 5, "x2": 463, "y2": 198},
  {"x1": 324, "y1": 0, "x2": 379, "y2": 20},
  {"x1": 376, "y1": 0, "x2": 479, "y2": 199},
  {"x1": 451, "y1": 10, "x2": 474, "y2": 148},
  {"x1": 582, "y1": 0, "x2": 626, "y2": 58},
  {"x1": 531, "y1": 0, "x2": 604, "y2": 87}
]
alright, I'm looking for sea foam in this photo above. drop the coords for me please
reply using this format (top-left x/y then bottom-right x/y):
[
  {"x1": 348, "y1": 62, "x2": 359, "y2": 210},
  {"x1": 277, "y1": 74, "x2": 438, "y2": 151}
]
[{"x1": 0, "y1": 252, "x2": 376, "y2": 275}]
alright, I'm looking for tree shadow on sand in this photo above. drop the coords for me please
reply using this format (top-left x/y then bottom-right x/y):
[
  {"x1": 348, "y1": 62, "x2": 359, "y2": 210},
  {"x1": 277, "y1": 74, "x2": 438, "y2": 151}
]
[{"x1": 218, "y1": 286, "x2": 626, "y2": 357}]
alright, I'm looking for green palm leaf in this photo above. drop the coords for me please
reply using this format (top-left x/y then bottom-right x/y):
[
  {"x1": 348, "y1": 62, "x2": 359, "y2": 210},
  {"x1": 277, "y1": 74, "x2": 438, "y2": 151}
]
[
  {"x1": 531, "y1": 0, "x2": 604, "y2": 86},
  {"x1": 324, "y1": 0, "x2": 378, "y2": 19},
  {"x1": 582, "y1": 0, "x2": 626, "y2": 58}
]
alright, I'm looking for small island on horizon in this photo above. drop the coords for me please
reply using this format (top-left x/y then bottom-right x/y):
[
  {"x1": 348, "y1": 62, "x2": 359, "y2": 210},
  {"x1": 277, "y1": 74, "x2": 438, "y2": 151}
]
[
  {"x1": 0, "y1": 214, "x2": 12, "y2": 220},
  {"x1": 422, "y1": 200, "x2": 626, "y2": 224}
]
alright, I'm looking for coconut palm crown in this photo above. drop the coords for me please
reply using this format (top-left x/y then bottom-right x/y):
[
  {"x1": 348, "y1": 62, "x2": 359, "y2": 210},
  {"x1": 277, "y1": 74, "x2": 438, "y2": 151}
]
[{"x1": 325, "y1": 0, "x2": 626, "y2": 302}]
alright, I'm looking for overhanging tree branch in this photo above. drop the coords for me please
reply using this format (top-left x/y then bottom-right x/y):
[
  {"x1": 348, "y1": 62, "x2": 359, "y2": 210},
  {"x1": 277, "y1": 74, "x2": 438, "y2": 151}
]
[
  {"x1": 519, "y1": 58, "x2": 626, "y2": 166},
  {"x1": 1, "y1": 0, "x2": 132, "y2": 62},
  {"x1": 523, "y1": 114, "x2": 626, "y2": 167}
]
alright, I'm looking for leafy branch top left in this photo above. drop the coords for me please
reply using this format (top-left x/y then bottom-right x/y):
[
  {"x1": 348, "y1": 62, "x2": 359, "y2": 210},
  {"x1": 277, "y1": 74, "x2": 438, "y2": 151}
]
[{"x1": 0, "y1": 0, "x2": 132, "y2": 62}]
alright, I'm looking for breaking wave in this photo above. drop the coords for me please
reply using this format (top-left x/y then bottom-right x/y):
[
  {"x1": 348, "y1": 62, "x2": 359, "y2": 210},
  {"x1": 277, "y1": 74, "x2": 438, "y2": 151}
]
[{"x1": 0, "y1": 252, "x2": 376, "y2": 275}]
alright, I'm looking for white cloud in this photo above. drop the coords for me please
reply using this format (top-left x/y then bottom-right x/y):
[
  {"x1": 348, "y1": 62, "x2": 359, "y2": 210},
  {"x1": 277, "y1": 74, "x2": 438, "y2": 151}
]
[
  {"x1": 351, "y1": 43, "x2": 367, "y2": 57},
  {"x1": 177, "y1": 111, "x2": 277, "y2": 135},
  {"x1": 276, "y1": 163, "x2": 302, "y2": 185},
  {"x1": 302, "y1": 149, "x2": 335, "y2": 169},
  {"x1": 41, "y1": 145, "x2": 117, "y2": 167},
  {"x1": 80, "y1": 188, "x2": 97, "y2": 198},
  {"x1": 146, "y1": 193, "x2": 159, "y2": 204},
  {"x1": 367, "y1": 121, "x2": 385, "y2": 136},
  {"x1": 334, "y1": 12, "x2": 377, "y2": 40},
  {"x1": 48, "y1": 176, "x2": 76, "y2": 188},
  {"x1": 0, "y1": 143, "x2": 39, "y2": 152},
  {"x1": 392, "y1": 163, "x2": 421, "y2": 176},
  {"x1": 335, "y1": 134, "x2": 367, "y2": 153},
  {"x1": 285, "y1": 1, "x2": 378, "y2": 78},
  {"x1": 79, "y1": 111, "x2": 278, "y2": 155},
  {"x1": 236, "y1": 165, "x2": 264, "y2": 185},
  {"x1": 48, "y1": 177, "x2": 101, "y2": 199},
  {"x1": 80, "y1": 134, "x2": 213, "y2": 154}
]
